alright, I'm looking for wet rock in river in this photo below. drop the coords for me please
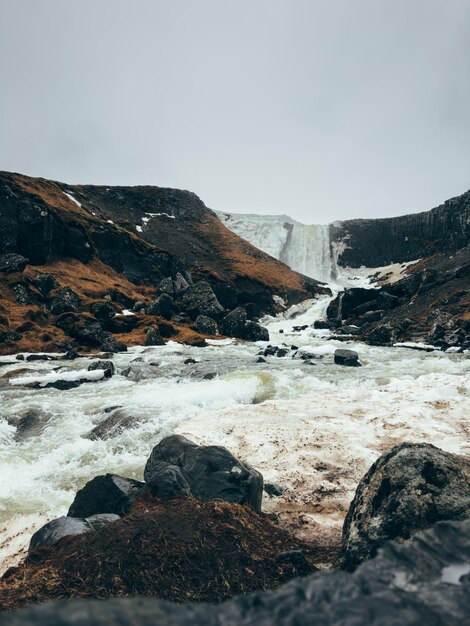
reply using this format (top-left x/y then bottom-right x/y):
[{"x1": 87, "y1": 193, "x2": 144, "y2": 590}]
[
  {"x1": 68, "y1": 474, "x2": 144, "y2": 518},
  {"x1": 87, "y1": 409, "x2": 137, "y2": 440},
  {"x1": 341, "y1": 442, "x2": 470, "y2": 570},
  {"x1": 88, "y1": 359, "x2": 115, "y2": 379},
  {"x1": 11, "y1": 409, "x2": 51, "y2": 441},
  {"x1": 334, "y1": 349, "x2": 361, "y2": 367},
  {"x1": 144, "y1": 435, "x2": 263, "y2": 512}
]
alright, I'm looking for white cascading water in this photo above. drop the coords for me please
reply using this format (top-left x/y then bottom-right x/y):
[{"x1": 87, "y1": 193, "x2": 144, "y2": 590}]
[
  {"x1": 281, "y1": 223, "x2": 332, "y2": 283},
  {"x1": 217, "y1": 211, "x2": 333, "y2": 282}
]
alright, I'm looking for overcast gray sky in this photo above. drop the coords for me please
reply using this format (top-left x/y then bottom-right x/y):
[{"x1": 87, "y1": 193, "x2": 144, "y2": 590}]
[{"x1": 1, "y1": 0, "x2": 469, "y2": 222}]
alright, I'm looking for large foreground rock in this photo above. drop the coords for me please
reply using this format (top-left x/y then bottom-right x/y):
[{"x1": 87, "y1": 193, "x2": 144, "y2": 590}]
[
  {"x1": 67, "y1": 474, "x2": 144, "y2": 518},
  {"x1": 7, "y1": 518, "x2": 470, "y2": 626},
  {"x1": 144, "y1": 435, "x2": 263, "y2": 512},
  {"x1": 341, "y1": 442, "x2": 470, "y2": 570}
]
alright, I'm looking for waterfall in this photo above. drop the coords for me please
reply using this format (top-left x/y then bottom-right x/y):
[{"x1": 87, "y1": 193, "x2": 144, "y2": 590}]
[
  {"x1": 281, "y1": 223, "x2": 332, "y2": 283},
  {"x1": 216, "y1": 211, "x2": 333, "y2": 283}
]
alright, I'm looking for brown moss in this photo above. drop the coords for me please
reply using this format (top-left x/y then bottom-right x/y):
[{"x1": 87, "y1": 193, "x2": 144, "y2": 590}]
[{"x1": 0, "y1": 497, "x2": 329, "y2": 612}]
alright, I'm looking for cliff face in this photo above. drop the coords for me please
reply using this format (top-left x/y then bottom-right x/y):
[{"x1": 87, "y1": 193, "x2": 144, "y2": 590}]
[
  {"x1": 0, "y1": 172, "x2": 325, "y2": 355},
  {"x1": 331, "y1": 190, "x2": 470, "y2": 268}
]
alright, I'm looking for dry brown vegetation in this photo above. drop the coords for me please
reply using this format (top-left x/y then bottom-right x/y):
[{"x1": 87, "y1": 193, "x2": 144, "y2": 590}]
[{"x1": 0, "y1": 497, "x2": 337, "y2": 612}]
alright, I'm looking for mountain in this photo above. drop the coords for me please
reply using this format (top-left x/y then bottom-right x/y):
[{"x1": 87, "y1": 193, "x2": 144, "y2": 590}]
[{"x1": 0, "y1": 172, "x2": 326, "y2": 355}]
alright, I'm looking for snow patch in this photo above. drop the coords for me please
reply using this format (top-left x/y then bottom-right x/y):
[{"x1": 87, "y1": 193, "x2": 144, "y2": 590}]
[{"x1": 63, "y1": 192, "x2": 82, "y2": 208}]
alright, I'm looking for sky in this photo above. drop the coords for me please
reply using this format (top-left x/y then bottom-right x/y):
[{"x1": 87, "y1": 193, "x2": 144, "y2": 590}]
[{"x1": 1, "y1": 0, "x2": 470, "y2": 222}]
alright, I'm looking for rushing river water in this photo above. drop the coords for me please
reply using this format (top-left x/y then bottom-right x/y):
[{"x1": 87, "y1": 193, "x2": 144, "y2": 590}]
[{"x1": 1, "y1": 292, "x2": 469, "y2": 569}]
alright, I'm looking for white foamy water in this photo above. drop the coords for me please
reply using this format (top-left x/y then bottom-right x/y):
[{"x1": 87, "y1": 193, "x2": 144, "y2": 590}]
[{"x1": 0, "y1": 293, "x2": 469, "y2": 570}]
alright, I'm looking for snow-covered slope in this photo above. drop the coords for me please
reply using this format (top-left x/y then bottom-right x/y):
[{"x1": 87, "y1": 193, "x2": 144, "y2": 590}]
[{"x1": 217, "y1": 211, "x2": 332, "y2": 283}]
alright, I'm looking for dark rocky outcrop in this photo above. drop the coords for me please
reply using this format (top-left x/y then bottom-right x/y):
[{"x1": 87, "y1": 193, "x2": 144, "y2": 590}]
[
  {"x1": 29, "y1": 514, "x2": 119, "y2": 551},
  {"x1": 341, "y1": 442, "x2": 470, "y2": 570},
  {"x1": 144, "y1": 435, "x2": 263, "y2": 512},
  {"x1": 331, "y1": 189, "x2": 470, "y2": 268},
  {"x1": 5, "y1": 518, "x2": 470, "y2": 625},
  {"x1": 67, "y1": 474, "x2": 145, "y2": 518}
]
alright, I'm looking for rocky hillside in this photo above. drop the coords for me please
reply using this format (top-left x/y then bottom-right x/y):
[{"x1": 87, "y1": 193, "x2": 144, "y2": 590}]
[{"x1": 0, "y1": 172, "x2": 327, "y2": 355}]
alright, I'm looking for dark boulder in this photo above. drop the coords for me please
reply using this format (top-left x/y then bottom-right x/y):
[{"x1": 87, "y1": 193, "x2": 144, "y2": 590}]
[
  {"x1": 244, "y1": 320, "x2": 269, "y2": 342},
  {"x1": 334, "y1": 349, "x2": 361, "y2": 367},
  {"x1": 157, "y1": 276, "x2": 175, "y2": 297},
  {"x1": 341, "y1": 442, "x2": 470, "y2": 570},
  {"x1": 220, "y1": 307, "x2": 247, "y2": 337},
  {"x1": 67, "y1": 474, "x2": 145, "y2": 518},
  {"x1": 179, "y1": 281, "x2": 224, "y2": 320},
  {"x1": 144, "y1": 435, "x2": 263, "y2": 512},
  {"x1": 90, "y1": 301, "x2": 117, "y2": 325},
  {"x1": 10, "y1": 518, "x2": 470, "y2": 626},
  {"x1": 0, "y1": 253, "x2": 28, "y2": 274},
  {"x1": 29, "y1": 514, "x2": 119, "y2": 552},
  {"x1": 145, "y1": 326, "x2": 165, "y2": 346},
  {"x1": 366, "y1": 323, "x2": 396, "y2": 346},
  {"x1": 148, "y1": 293, "x2": 178, "y2": 319},
  {"x1": 88, "y1": 360, "x2": 115, "y2": 379},
  {"x1": 50, "y1": 287, "x2": 81, "y2": 315},
  {"x1": 31, "y1": 273, "x2": 58, "y2": 296},
  {"x1": 193, "y1": 314, "x2": 219, "y2": 335},
  {"x1": 145, "y1": 462, "x2": 192, "y2": 500}
]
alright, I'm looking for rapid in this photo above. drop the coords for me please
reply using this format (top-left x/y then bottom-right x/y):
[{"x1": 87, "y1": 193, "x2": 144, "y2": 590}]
[{"x1": 0, "y1": 291, "x2": 469, "y2": 570}]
